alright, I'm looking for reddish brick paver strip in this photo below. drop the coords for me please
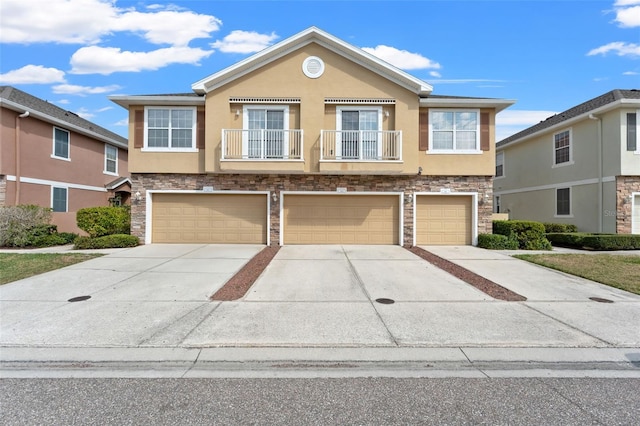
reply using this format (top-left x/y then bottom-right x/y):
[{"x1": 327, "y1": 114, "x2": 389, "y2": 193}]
[
  {"x1": 210, "y1": 245, "x2": 280, "y2": 301},
  {"x1": 406, "y1": 246, "x2": 527, "y2": 302}
]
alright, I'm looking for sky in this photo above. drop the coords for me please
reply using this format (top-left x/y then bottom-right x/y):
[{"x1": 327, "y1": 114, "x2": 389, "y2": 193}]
[{"x1": 1, "y1": 0, "x2": 639, "y2": 141}]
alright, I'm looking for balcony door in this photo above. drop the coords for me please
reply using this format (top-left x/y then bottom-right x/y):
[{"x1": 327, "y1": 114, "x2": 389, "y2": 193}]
[
  {"x1": 244, "y1": 106, "x2": 288, "y2": 159},
  {"x1": 337, "y1": 107, "x2": 382, "y2": 160}
]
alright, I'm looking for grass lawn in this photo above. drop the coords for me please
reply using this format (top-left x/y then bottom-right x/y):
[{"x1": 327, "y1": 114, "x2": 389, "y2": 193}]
[
  {"x1": 0, "y1": 253, "x2": 103, "y2": 285},
  {"x1": 514, "y1": 253, "x2": 640, "y2": 295}
]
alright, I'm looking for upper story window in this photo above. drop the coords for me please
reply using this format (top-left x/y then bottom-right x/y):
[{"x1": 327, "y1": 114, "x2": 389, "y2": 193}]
[
  {"x1": 144, "y1": 107, "x2": 196, "y2": 151},
  {"x1": 52, "y1": 187, "x2": 68, "y2": 212},
  {"x1": 496, "y1": 151, "x2": 504, "y2": 178},
  {"x1": 105, "y1": 145, "x2": 118, "y2": 175},
  {"x1": 627, "y1": 112, "x2": 637, "y2": 153},
  {"x1": 243, "y1": 105, "x2": 289, "y2": 158},
  {"x1": 553, "y1": 129, "x2": 572, "y2": 166},
  {"x1": 429, "y1": 110, "x2": 480, "y2": 153},
  {"x1": 52, "y1": 127, "x2": 70, "y2": 160},
  {"x1": 336, "y1": 106, "x2": 382, "y2": 159}
]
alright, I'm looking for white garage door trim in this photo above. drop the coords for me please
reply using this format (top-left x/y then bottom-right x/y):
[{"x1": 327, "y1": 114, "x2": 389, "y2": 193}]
[
  {"x1": 145, "y1": 190, "x2": 271, "y2": 245},
  {"x1": 279, "y1": 191, "x2": 404, "y2": 246},
  {"x1": 633, "y1": 192, "x2": 640, "y2": 235},
  {"x1": 412, "y1": 192, "x2": 478, "y2": 246}
]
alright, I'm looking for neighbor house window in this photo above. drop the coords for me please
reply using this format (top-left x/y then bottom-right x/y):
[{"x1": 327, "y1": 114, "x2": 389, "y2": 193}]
[
  {"x1": 554, "y1": 129, "x2": 572, "y2": 165},
  {"x1": 336, "y1": 107, "x2": 382, "y2": 159},
  {"x1": 144, "y1": 107, "x2": 196, "y2": 150},
  {"x1": 429, "y1": 110, "x2": 479, "y2": 152},
  {"x1": 556, "y1": 187, "x2": 571, "y2": 216},
  {"x1": 105, "y1": 145, "x2": 118, "y2": 174},
  {"x1": 52, "y1": 187, "x2": 67, "y2": 212},
  {"x1": 496, "y1": 151, "x2": 504, "y2": 177},
  {"x1": 53, "y1": 127, "x2": 70, "y2": 159}
]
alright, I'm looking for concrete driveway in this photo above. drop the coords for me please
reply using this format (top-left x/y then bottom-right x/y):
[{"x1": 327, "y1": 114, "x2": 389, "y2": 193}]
[{"x1": 1, "y1": 244, "x2": 639, "y2": 349}]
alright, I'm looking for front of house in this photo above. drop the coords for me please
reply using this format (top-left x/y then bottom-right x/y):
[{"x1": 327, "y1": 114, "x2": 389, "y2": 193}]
[{"x1": 111, "y1": 27, "x2": 513, "y2": 246}]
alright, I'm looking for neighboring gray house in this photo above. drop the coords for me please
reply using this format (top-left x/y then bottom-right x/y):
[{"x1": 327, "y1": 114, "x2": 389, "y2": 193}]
[{"x1": 494, "y1": 89, "x2": 640, "y2": 234}]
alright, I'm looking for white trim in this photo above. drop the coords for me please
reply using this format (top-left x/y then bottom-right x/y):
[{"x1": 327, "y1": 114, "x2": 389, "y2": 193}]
[
  {"x1": 144, "y1": 106, "x2": 197, "y2": 151},
  {"x1": 554, "y1": 187, "x2": 573, "y2": 218},
  {"x1": 302, "y1": 56, "x2": 325, "y2": 78},
  {"x1": 427, "y1": 109, "x2": 481, "y2": 153},
  {"x1": 493, "y1": 176, "x2": 617, "y2": 196},
  {"x1": 495, "y1": 151, "x2": 505, "y2": 179},
  {"x1": 109, "y1": 95, "x2": 204, "y2": 109},
  {"x1": 412, "y1": 192, "x2": 479, "y2": 246},
  {"x1": 104, "y1": 144, "x2": 118, "y2": 176},
  {"x1": 420, "y1": 97, "x2": 515, "y2": 113},
  {"x1": 632, "y1": 192, "x2": 640, "y2": 235},
  {"x1": 145, "y1": 190, "x2": 271, "y2": 245},
  {"x1": 5, "y1": 175, "x2": 107, "y2": 192},
  {"x1": 230, "y1": 97, "x2": 300, "y2": 104},
  {"x1": 52, "y1": 126, "x2": 70, "y2": 161},
  {"x1": 51, "y1": 186, "x2": 68, "y2": 213},
  {"x1": 279, "y1": 191, "x2": 404, "y2": 246},
  {"x1": 325, "y1": 98, "x2": 395, "y2": 104}
]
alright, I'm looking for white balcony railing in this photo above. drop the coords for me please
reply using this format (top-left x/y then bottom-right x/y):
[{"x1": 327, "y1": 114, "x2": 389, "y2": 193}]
[
  {"x1": 320, "y1": 130, "x2": 402, "y2": 161},
  {"x1": 222, "y1": 129, "x2": 303, "y2": 160}
]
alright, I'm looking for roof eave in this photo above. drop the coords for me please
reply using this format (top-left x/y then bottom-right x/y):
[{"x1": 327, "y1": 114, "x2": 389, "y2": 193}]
[
  {"x1": 109, "y1": 95, "x2": 205, "y2": 109},
  {"x1": 420, "y1": 97, "x2": 516, "y2": 113}
]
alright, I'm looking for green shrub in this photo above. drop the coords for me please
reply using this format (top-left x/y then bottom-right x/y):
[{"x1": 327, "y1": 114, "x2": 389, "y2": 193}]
[
  {"x1": 546, "y1": 233, "x2": 640, "y2": 250},
  {"x1": 493, "y1": 220, "x2": 551, "y2": 250},
  {"x1": 76, "y1": 206, "x2": 130, "y2": 238},
  {"x1": 0, "y1": 205, "x2": 52, "y2": 247},
  {"x1": 543, "y1": 222, "x2": 578, "y2": 233},
  {"x1": 74, "y1": 234, "x2": 139, "y2": 249},
  {"x1": 477, "y1": 233, "x2": 519, "y2": 250}
]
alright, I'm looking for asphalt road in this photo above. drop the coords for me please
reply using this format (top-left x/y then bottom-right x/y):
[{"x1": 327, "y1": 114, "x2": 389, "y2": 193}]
[{"x1": 1, "y1": 377, "x2": 639, "y2": 425}]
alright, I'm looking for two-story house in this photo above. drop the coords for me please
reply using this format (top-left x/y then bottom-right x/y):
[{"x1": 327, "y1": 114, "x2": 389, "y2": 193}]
[
  {"x1": 1, "y1": 86, "x2": 130, "y2": 234},
  {"x1": 495, "y1": 89, "x2": 640, "y2": 234},
  {"x1": 110, "y1": 27, "x2": 513, "y2": 246}
]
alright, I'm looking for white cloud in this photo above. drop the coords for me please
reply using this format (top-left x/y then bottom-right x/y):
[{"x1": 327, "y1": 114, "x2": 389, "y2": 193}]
[
  {"x1": 52, "y1": 84, "x2": 122, "y2": 96},
  {"x1": 114, "y1": 118, "x2": 129, "y2": 126},
  {"x1": 496, "y1": 110, "x2": 559, "y2": 127},
  {"x1": 362, "y1": 45, "x2": 440, "y2": 70},
  {"x1": 57, "y1": 99, "x2": 70, "y2": 105},
  {"x1": 614, "y1": 0, "x2": 640, "y2": 5},
  {"x1": 429, "y1": 79, "x2": 507, "y2": 84},
  {"x1": 0, "y1": 65, "x2": 66, "y2": 84},
  {"x1": 587, "y1": 41, "x2": 640, "y2": 57},
  {"x1": 70, "y1": 45, "x2": 213, "y2": 75},
  {"x1": 97, "y1": 106, "x2": 114, "y2": 112},
  {"x1": 75, "y1": 107, "x2": 95, "y2": 120},
  {"x1": 429, "y1": 71, "x2": 442, "y2": 78},
  {"x1": 0, "y1": 0, "x2": 221, "y2": 45},
  {"x1": 615, "y1": 5, "x2": 640, "y2": 27},
  {"x1": 623, "y1": 70, "x2": 639, "y2": 75},
  {"x1": 211, "y1": 30, "x2": 278, "y2": 54}
]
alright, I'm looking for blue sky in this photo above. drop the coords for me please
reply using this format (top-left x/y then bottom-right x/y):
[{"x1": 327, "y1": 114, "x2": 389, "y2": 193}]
[{"x1": 1, "y1": 0, "x2": 638, "y2": 141}]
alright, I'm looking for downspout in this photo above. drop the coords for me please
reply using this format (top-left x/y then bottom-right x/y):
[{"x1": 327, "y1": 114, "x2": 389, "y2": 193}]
[
  {"x1": 589, "y1": 113, "x2": 602, "y2": 232},
  {"x1": 15, "y1": 111, "x2": 30, "y2": 204}
]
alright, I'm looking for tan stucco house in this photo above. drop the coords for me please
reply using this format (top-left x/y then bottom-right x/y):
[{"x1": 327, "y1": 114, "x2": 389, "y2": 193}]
[
  {"x1": 1, "y1": 86, "x2": 130, "y2": 234},
  {"x1": 110, "y1": 27, "x2": 513, "y2": 246},
  {"x1": 495, "y1": 89, "x2": 640, "y2": 234}
]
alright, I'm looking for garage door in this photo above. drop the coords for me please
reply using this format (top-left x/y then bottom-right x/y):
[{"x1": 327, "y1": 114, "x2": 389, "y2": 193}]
[
  {"x1": 151, "y1": 193, "x2": 267, "y2": 243},
  {"x1": 416, "y1": 195, "x2": 472, "y2": 245},
  {"x1": 283, "y1": 194, "x2": 399, "y2": 244}
]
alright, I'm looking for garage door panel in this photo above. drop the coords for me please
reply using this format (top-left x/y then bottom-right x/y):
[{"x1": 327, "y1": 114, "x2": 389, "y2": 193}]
[
  {"x1": 416, "y1": 195, "x2": 472, "y2": 245},
  {"x1": 152, "y1": 194, "x2": 267, "y2": 244},
  {"x1": 284, "y1": 195, "x2": 399, "y2": 245}
]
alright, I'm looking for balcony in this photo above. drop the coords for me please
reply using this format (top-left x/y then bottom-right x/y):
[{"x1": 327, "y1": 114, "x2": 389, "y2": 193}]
[
  {"x1": 220, "y1": 129, "x2": 304, "y2": 173},
  {"x1": 319, "y1": 130, "x2": 404, "y2": 174}
]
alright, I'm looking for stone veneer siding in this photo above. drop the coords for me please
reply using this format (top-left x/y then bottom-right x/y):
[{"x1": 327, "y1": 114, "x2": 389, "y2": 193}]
[
  {"x1": 131, "y1": 173, "x2": 494, "y2": 246},
  {"x1": 616, "y1": 176, "x2": 640, "y2": 234}
]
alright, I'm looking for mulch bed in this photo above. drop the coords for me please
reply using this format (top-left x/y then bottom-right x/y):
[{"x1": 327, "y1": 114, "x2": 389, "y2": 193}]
[
  {"x1": 405, "y1": 246, "x2": 527, "y2": 302},
  {"x1": 210, "y1": 245, "x2": 280, "y2": 301}
]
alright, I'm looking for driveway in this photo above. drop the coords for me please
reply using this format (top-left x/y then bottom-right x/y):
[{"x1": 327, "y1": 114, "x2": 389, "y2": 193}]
[{"x1": 1, "y1": 244, "x2": 639, "y2": 349}]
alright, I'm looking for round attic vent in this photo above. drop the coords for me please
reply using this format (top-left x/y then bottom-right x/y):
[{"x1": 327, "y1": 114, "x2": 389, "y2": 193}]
[{"x1": 302, "y1": 56, "x2": 325, "y2": 78}]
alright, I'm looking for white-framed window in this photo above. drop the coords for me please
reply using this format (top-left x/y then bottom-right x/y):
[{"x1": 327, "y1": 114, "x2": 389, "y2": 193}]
[
  {"x1": 553, "y1": 129, "x2": 572, "y2": 166},
  {"x1": 52, "y1": 187, "x2": 68, "y2": 212},
  {"x1": 429, "y1": 109, "x2": 480, "y2": 153},
  {"x1": 496, "y1": 151, "x2": 505, "y2": 178},
  {"x1": 104, "y1": 145, "x2": 118, "y2": 175},
  {"x1": 144, "y1": 107, "x2": 196, "y2": 151},
  {"x1": 52, "y1": 127, "x2": 70, "y2": 160},
  {"x1": 242, "y1": 105, "x2": 290, "y2": 158},
  {"x1": 556, "y1": 187, "x2": 571, "y2": 216},
  {"x1": 336, "y1": 106, "x2": 383, "y2": 159}
]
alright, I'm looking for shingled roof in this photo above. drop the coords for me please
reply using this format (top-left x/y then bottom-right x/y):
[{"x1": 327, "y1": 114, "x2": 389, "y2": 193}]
[
  {"x1": 497, "y1": 89, "x2": 640, "y2": 148},
  {"x1": 0, "y1": 86, "x2": 127, "y2": 149}
]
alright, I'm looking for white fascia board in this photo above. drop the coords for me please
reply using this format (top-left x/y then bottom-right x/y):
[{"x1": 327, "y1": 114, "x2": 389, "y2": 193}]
[
  {"x1": 420, "y1": 98, "x2": 516, "y2": 113},
  {"x1": 1, "y1": 99, "x2": 128, "y2": 150},
  {"x1": 192, "y1": 26, "x2": 433, "y2": 96},
  {"x1": 109, "y1": 95, "x2": 205, "y2": 109}
]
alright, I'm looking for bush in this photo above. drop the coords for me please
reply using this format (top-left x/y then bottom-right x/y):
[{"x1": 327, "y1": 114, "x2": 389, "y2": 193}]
[
  {"x1": 493, "y1": 220, "x2": 552, "y2": 250},
  {"x1": 76, "y1": 206, "x2": 130, "y2": 238},
  {"x1": 74, "y1": 234, "x2": 139, "y2": 249},
  {"x1": 543, "y1": 222, "x2": 578, "y2": 233},
  {"x1": 477, "y1": 233, "x2": 519, "y2": 250},
  {"x1": 0, "y1": 205, "x2": 52, "y2": 247},
  {"x1": 547, "y1": 232, "x2": 640, "y2": 250}
]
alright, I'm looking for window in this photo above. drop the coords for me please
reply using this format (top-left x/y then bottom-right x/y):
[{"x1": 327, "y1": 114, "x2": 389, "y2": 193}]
[
  {"x1": 429, "y1": 110, "x2": 479, "y2": 152},
  {"x1": 337, "y1": 107, "x2": 382, "y2": 159},
  {"x1": 243, "y1": 106, "x2": 289, "y2": 158},
  {"x1": 53, "y1": 127, "x2": 70, "y2": 159},
  {"x1": 144, "y1": 107, "x2": 196, "y2": 150},
  {"x1": 554, "y1": 129, "x2": 572, "y2": 165},
  {"x1": 495, "y1": 195, "x2": 501, "y2": 213},
  {"x1": 556, "y1": 187, "x2": 571, "y2": 216},
  {"x1": 105, "y1": 145, "x2": 118, "y2": 174},
  {"x1": 496, "y1": 151, "x2": 504, "y2": 177},
  {"x1": 627, "y1": 113, "x2": 637, "y2": 152},
  {"x1": 52, "y1": 187, "x2": 67, "y2": 212}
]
